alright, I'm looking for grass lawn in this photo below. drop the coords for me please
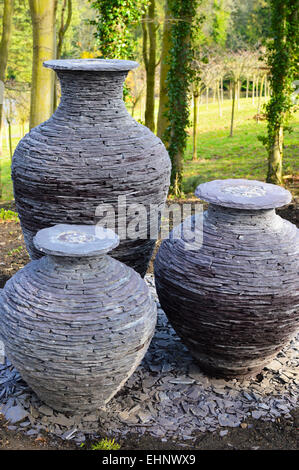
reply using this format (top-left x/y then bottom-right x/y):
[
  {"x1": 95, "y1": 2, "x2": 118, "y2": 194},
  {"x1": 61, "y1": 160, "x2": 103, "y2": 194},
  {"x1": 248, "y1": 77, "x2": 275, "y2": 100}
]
[
  {"x1": 183, "y1": 97, "x2": 299, "y2": 196},
  {"x1": 0, "y1": 123, "x2": 28, "y2": 201},
  {"x1": 0, "y1": 97, "x2": 298, "y2": 202}
]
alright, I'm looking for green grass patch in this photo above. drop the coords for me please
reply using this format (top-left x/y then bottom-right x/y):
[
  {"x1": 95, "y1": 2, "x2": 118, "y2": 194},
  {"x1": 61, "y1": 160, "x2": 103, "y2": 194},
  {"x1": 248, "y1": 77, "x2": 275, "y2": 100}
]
[
  {"x1": 7, "y1": 246, "x2": 23, "y2": 256},
  {"x1": 0, "y1": 99, "x2": 298, "y2": 202},
  {"x1": 1, "y1": 155, "x2": 14, "y2": 202},
  {"x1": 0, "y1": 208, "x2": 19, "y2": 222},
  {"x1": 91, "y1": 438, "x2": 121, "y2": 450},
  {"x1": 183, "y1": 97, "x2": 299, "y2": 195},
  {"x1": 0, "y1": 123, "x2": 24, "y2": 201}
]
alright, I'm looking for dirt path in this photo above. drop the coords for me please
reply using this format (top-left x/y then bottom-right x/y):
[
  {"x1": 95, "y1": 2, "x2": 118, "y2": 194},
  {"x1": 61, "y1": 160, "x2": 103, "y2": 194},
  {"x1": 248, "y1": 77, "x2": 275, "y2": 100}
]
[{"x1": 0, "y1": 410, "x2": 298, "y2": 450}]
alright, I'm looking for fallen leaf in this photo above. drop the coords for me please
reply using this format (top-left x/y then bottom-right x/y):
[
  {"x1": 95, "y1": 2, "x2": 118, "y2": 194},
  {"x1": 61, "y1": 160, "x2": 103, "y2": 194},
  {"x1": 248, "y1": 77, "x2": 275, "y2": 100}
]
[{"x1": 35, "y1": 436, "x2": 47, "y2": 443}]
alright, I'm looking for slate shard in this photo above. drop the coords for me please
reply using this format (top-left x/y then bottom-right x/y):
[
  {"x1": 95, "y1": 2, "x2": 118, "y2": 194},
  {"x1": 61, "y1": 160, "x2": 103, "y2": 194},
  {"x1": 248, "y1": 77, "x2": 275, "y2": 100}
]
[
  {"x1": 0, "y1": 224, "x2": 157, "y2": 413},
  {"x1": 11, "y1": 58, "x2": 171, "y2": 277},
  {"x1": 154, "y1": 179, "x2": 299, "y2": 378}
]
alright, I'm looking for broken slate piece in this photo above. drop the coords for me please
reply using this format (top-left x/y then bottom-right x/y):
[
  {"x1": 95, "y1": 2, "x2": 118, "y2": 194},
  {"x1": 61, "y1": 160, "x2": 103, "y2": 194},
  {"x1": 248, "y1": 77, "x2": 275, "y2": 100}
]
[
  {"x1": 4, "y1": 405, "x2": 28, "y2": 424},
  {"x1": 251, "y1": 410, "x2": 265, "y2": 419},
  {"x1": 38, "y1": 405, "x2": 54, "y2": 417},
  {"x1": 168, "y1": 377, "x2": 195, "y2": 385},
  {"x1": 61, "y1": 428, "x2": 77, "y2": 440},
  {"x1": 0, "y1": 340, "x2": 5, "y2": 365},
  {"x1": 218, "y1": 414, "x2": 241, "y2": 427}
]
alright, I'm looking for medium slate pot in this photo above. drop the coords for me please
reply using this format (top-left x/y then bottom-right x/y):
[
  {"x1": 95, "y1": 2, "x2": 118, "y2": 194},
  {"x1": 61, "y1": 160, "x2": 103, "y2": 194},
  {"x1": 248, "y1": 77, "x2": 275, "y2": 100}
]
[
  {"x1": 11, "y1": 59, "x2": 171, "y2": 277},
  {"x1": 0, "y1": 224, "x2": 157, "y2": 413},
  {"x1": 154, "y1": 179, "x2": 299, "y2": 378}
]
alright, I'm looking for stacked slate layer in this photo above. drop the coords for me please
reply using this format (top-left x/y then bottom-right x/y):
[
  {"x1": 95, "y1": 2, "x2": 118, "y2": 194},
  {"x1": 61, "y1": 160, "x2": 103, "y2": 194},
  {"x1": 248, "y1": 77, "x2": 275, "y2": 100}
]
[
  {"x1": 154, "y1": 179, "x2": 299, "y2": 378},
  {"x1": 0, "y1": 225, "x2": 157, "y2": 413},
  {"x1": 11, "y1": 59, "x2": 171, "y2": 277}
]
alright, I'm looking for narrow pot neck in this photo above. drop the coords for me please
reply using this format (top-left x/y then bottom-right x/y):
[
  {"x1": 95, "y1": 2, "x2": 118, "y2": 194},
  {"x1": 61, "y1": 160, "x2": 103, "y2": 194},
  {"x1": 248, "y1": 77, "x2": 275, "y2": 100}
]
[
  {"x1": 205, "y1": 203, "x2": 281, "y2": 229},
  {"x1": 55, "y1": 70, "x2": 128, "y2": 117},
  {"x1": 44, "y1": 253, "x2": 110, "y2": 273}
]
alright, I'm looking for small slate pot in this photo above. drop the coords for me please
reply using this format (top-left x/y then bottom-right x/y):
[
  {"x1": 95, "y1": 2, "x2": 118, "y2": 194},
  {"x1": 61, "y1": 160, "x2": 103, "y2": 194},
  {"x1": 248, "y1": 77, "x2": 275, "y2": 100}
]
[
  {"x1": 0, "y1": 224, "x2": 157, "y2": 413},
  {"x1": 154, "y1": 179, "x2": 299, "y2": 378}
]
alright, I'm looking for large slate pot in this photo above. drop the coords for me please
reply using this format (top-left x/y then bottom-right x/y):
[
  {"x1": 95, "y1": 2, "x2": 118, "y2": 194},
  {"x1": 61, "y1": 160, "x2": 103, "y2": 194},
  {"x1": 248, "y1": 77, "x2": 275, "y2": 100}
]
[
  {"x1": 154, "y1": 179, "x2": 299, "y2": 378},
  {"x1": 11, "y1": 59, "x2": 171, "y2": 277},
  {"x1": 0, "y1": 224, "x2": 157, "y2": 413}
]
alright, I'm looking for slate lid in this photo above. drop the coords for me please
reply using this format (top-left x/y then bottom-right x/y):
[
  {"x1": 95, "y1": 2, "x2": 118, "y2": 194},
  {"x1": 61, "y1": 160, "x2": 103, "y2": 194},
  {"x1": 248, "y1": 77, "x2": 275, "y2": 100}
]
[
  {"x1": 195, "y1": 178, "x2": 292, "y2": 210},
  {"x1": 44, "y1": 59, "x2": 139, "y2": 72},
  {"x1": 33, "y1": 224, "x2": 119, "y2": 257}
]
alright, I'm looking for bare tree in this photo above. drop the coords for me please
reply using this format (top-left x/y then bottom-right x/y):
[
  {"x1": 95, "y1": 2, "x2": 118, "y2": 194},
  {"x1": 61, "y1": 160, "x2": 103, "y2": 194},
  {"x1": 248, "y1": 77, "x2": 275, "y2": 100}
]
[
  {"x1": 224, "y1": 51, "x2": 252, "y2": 137},
  {"x1": 126, "y1": 67, "x2": 146, "y2": 119},
  {"x1": 0, "y1": 0, "x2": 14, "y2": 136},
  {"x1": 157, "y1": 0, "x2": 171, "y2": 141},
  {"x1": 53, "y1": 0, "x2": 72, "y2": 111},
  {"x1": 142, "y1": 0, "x2": 160, "y2": 132},
  {"x1": 15, "y1": 88, "x2": 30, "y2": 137},
  {"x1": 0, "y1": 0, "x2": 14, "y2": 199},
  {"x1": 29, "y1": 0, "x2": 57, "y2": 129}
]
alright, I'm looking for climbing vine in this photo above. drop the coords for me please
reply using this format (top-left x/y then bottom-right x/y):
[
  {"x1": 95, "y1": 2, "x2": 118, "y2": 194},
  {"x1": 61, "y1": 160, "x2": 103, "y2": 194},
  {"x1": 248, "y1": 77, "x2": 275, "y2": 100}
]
[
  {"x1": 165, "y1": 0, "x2": 199, "y2": 197},
  {"x1": 89, "y1": 0, "x2": 148, "y2": 60},
  {"x1": 260, "y1": 0, "x2": 298, "y2": 184}
]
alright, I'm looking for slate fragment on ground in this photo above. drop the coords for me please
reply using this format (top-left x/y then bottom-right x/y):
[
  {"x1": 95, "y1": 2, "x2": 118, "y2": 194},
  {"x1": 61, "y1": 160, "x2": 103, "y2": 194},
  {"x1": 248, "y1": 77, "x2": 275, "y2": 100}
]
[{"x1": 0, "y1": 275, "x2": 298, "y2": 445}]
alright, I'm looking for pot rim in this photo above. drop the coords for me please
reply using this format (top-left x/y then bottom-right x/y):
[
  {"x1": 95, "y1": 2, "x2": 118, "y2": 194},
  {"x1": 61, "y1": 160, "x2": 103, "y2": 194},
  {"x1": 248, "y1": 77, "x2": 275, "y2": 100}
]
[
  {"x1": 195, "y1": 178, "x2": 292, "y2": 210},
  {"x1": 43, "y1": 58, "x2": 139, "y2": 72},
  {"x1": 33, "y1": 224, "x2": 120, "y2": 257}
]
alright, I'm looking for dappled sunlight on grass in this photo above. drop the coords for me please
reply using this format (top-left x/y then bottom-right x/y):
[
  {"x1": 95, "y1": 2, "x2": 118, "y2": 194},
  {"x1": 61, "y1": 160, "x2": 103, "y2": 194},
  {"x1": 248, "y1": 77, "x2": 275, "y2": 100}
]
[
  {"x1": 0, "y1": 99, "x2": 298, "y2": 201},
  {"x1": 183, "y1": 98, "x2": 299, "y2": 195},
  {"x1": 0, "y1": 128, "x2": 20, "y2": 201},
  {"x1": 1, "y1": 155, "x2": 14, "y2": 202}
]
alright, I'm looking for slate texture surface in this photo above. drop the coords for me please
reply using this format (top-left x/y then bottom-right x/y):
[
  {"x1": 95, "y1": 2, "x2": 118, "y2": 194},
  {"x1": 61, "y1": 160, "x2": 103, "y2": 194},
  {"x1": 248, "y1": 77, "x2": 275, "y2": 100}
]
[
  {"x1": 155, "y1": 179, "x2": 299, "y2": 377},
  {"x1": 0, "y1": 275, "x2": 298, "y2": 445},
  {"x1": 12, "y1": 59, "x2": 171, "y2": 277},
  {"x1": 0, "y1": 225, "x2": 157, "y2": 413}
]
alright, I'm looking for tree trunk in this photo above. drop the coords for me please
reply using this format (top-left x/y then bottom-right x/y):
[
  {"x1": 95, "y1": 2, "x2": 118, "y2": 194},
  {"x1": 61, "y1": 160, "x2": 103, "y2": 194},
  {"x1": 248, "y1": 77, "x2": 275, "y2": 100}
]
[
  {"x1": 7, "y1": 118, "x2": 12, "y2": 160},
  {"x1": 217, "y1": 80, "x2": 222, "y2": 118},
  {"x1": 157, "y1": 0, "x2": 171, "y2": 141},
  {"x1": 257, "y1": 74, "x2": 265, "y2": 122},
  {"x1": 172, "y1": 146, "x2": 184, "y2": 196},
  {"x1": 267, "y1": 77, "x2": 271, "y2": 98},
  {"x1": 237, "y1": 79, "x2": 240, "y2": 110},
  {"x1": 229, "y1": 80, "x2": 236, "y2": 137},
  {"x1": 53, "y1": 0, "x2": 72, "y2": 111},
  {"x1": 220, "y1": 76, "x2": 223, "y2": 103},
  {"x1": 0, "y1": 0, "x2": 14, "y2": 199},
  {"x1": 167, "y1": 0, "x2": 195, "y2": 197},
  {"x1": 206, "y1": 86, "x2": 209, "y2": 108},
  {"x1": 256, "y1": 77, "x2": 259, "y2": 107},
  {"x1": 131, "y1": 92, "x2": 142, "y2": 119},
  {"x1": 0, "y1": 0, "x2": 14, "y2": 137},
  {"x1": 246, "y1": 77, "x2": 249, "y2": 99},
  {"x1": 229, "y1": 80, "x2": 232, "y2": 100},
  {"x1": 267, "y1": 126, "x2": 283, "y2": 184},
  {"x1": 140, "y1": 95, "x2": 145, "y2": 121},
  {"x1": 192, "y1": 89, "x2": 199, "y2": 161},
  {"x1": 142, "y1": 1, "x2": 157, "y2": 132},
  {"x1": 252, "y1": 77, "x2": 255, "y2": 104},
  {"x1": 29, "y1": 0, "x2": 57, "y2": 129}
]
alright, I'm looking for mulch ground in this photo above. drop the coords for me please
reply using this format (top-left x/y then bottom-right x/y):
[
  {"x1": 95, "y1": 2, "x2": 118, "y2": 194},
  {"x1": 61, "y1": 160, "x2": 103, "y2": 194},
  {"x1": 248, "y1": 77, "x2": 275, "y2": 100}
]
[{"x1": 0, "y1": 199, "x2": 298, "y2": 451}]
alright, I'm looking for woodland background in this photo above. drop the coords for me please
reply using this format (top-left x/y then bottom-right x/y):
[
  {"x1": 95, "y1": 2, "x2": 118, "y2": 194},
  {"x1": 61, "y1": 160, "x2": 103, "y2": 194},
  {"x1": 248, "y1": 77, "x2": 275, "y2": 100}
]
[{"x1": 0, "y1": 0, "x2": 298, "y2": 201}]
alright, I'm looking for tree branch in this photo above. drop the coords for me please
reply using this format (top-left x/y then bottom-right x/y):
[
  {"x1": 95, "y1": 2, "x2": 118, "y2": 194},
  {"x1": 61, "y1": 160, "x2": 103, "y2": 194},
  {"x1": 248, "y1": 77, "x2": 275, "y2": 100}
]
[{"x1": 57, "y1": 0, "x2": 72, "y2": 59}]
